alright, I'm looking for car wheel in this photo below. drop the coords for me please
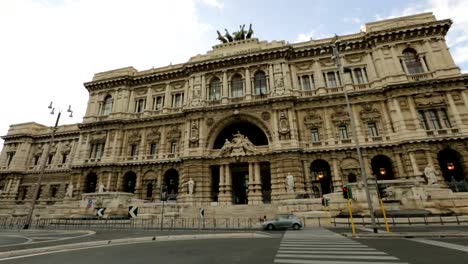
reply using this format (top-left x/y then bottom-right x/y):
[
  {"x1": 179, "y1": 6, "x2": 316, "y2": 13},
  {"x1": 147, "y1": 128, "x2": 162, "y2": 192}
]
[
  {"x1": 292, "y1": 224, "x2": 301, "y2": 230},
  {"x1": 266, "y1": 224, "x2": 274, "y2": 230}
]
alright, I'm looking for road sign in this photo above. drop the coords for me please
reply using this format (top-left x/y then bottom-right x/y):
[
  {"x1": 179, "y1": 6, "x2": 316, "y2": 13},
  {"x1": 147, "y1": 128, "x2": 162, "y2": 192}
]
[
  {"x1": 199, "y1": 208, "x2": 205, "y2": 219},
  {"x1": 128, "y1": 206, "x2": 138, "y2": 218},
  {"x1": 86, "y1": 199, "x2": 93, "y2": 209},
  {"x1": 96, "y1": 208, "x2": 105, "y2": 217}
]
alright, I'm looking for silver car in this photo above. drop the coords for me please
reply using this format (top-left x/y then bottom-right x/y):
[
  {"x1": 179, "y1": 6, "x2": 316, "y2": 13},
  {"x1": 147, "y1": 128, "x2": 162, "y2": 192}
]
[{"x1": 262, "y1": 214, "x2": 303, "y2": 230}]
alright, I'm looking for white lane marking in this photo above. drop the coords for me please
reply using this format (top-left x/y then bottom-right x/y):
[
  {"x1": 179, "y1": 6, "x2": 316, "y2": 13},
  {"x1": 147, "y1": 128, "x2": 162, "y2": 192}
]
[
  {"x1": 280, "y1": 242, "x2": 360, "y2": 245},
  {"x1": 274, "y1": 259, "x2": 408, "y2": 264},
  {"x1": 0, "y1": 235, "x2": 33, "y2": 248},
  {"x1": 276, "y1": 254, "x2": 398, "y2": 260},
  {"x1": 277, "y1": 250, "x2": 387, "y2": 255},
  {"x1": 279, "y1": 244, "x2": 368, "y2": 248},
  {"x1": 278, "y1": 247, "x2": 376, "y2": 251},
  {"x1": 408, "y1": 238, "x2": 468, "y2": 253}
]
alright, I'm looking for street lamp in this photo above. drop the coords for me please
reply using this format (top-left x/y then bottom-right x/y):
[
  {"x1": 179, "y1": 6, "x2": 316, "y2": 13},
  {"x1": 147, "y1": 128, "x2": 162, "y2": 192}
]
[
  {"x1": 23, "y1": 102, "x2": 73, "y2": 229},
  {"x1": 447, "y1": 163, "x2": 455, "y2": 171},
  {"x1": 317, "y1": 171, "x2": 324, "y2": 179},
  {"x1": 321, "y1": 36, "x2": 378, "y2": 233},
  {"x1": 379, "y1": 168, "x2": 386, "y2": 177}
]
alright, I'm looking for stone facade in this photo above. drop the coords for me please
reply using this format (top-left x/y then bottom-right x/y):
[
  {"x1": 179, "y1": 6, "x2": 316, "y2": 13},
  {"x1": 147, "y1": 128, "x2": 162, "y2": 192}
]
[{"x1": 1, "y1": 12, "x2": 468, "y2": 217}]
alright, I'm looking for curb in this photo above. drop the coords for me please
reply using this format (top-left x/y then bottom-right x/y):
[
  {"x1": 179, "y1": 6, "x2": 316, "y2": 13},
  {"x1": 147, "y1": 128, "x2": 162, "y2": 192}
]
[
  {"x1": 342, "y1": 232, "x2": 468, "y2": 238},
  {"x1": 0, "y1": 232, "x2": 270, "y2": 259}
]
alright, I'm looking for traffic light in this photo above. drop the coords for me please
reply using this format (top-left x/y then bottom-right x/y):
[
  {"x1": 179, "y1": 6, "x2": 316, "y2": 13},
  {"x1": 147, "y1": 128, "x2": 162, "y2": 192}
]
[
  {"x1": 342, "y1": 186, "x2": 348, "y2": 199},
  {"x1": 377, "y1": 184, "x2": 387, "y2": 198},
  {"x1": 321, "y1": 197, "x2": 325, "y2": 206}
]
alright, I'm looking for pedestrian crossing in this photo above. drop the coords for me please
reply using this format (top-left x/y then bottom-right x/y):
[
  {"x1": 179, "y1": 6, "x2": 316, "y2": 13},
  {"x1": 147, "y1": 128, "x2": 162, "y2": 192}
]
[{"x1": 273, "y1": 228, "x2": 408, "y2": 264}]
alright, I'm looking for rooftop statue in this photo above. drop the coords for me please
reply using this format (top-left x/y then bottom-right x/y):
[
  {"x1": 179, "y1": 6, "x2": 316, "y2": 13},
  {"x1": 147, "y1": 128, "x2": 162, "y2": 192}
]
[
  {"x1": 217, "y1": 30, "x2": 228, "y2": 43},
  {"x1": 218, "y1": 24, "x2": 254, "y2": 43}
]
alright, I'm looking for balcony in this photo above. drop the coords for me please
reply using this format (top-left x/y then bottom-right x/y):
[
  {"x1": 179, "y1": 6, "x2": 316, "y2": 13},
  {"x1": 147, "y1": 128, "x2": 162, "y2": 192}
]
[{"x1": 407, "y1": 72, "x2": 433, "y2": 82}]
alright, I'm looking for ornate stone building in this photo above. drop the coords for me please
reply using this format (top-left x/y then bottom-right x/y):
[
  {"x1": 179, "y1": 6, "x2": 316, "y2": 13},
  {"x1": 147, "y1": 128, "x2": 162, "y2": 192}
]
[{"x1": 1, "y1": 13, "x2": 468, "y2": 216}]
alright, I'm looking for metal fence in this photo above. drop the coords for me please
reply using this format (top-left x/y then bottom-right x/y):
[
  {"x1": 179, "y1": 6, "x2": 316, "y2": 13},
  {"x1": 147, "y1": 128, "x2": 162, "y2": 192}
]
[
  {"x1": 329, "y1": 215, "x2": 468, "y2": 227},
  {"x1": 0, "y1": 216, "x2": 263, "y2": 231}
]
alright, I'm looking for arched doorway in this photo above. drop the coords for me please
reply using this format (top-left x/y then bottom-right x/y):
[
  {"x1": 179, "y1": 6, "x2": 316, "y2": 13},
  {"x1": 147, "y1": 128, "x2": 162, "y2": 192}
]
[
  {"x1": 164, "y1": 169, "x2": 179, "y2": 200},
  {"x1": 123, "y1": 171, "x2": 136, "y2": 193},
  {"x1": 310, "y1": 159, "x2": 332, "y2": 195},
  {"x1": 85, "y1": 173, "x2": 97, "y2": 193},
  {"x1": 213, "y1": 120, "x2": 268, "y2": 149},
  {"x1": 146, "y1": 183, "x2": 153, "y2": 199},
  {"x1": 371, "y1": 155, "x2": 394, "y2": 180},
  {"x1": 437, "y1": 148, "x2": 465, "y2": 182}
]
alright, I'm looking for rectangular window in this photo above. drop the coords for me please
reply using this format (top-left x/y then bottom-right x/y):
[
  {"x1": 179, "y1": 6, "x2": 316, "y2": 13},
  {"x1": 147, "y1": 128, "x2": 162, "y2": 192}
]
[
  {"x1": 172, "y1": 93, "x2": 183, "y2": 108},
  {"x1": 6, "y1": 152, "x2": 14, "y2": 166},
  {"x1": 338, "y1": 125, "x2": 348, "y2": 139},
  {"x1": 62, "y1": 154, "x2": 67, "y2": 164},
  {"x1": 170, "y1": 142, "x2": 177, "y2": 153},
  {"x1": 418, "y1": 110, "x2": 428, "y2": 130},
  {"x1": 135, "y1": 98, "x2": 146, "y2": 113},
  {"x1": 154, "y1": 96, "x2": 164, "y2": 110},
  {"x1": 310, "y1": 128, "x2": 320, "y2": 142},
  {"x1": 90, "y1": 143, "x2": 104, "y2": 159},
  {"x1": 439, "y1": 109, "x2": 451, "y2": 128},
  {"x1": 300, "y1": 75, "x2": 313, "y2": 91},
  {"x1": 34, "y1": 156, "x2": 40, "y2": 166},
  {"x1": 327, "y1": 72, "x2": 337, "y2": 88},
  {"x1": 130, "y1": 145, "x2": 138, "y2": 157},
  {"x1": 428, "y1": 110, "x2": 441, "y2": 130},
  {"x1": 47, "y1": 154, "x2": 53, "y2": 165},
  {"x1": 367, "y1": 122, "x2": 379, "y2": 137},
  {"x1": 149, "y1": 143, "x2": 157, "y2": 155},
  {"x1": 354, "y1": 68, "x2": 366, "y2": 84}
]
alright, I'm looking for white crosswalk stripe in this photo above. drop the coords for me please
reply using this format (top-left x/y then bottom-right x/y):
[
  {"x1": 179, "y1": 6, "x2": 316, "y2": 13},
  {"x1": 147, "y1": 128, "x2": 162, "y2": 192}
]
[{"x1": 273, "y1": 228, "x2": 409, "y2": 264}]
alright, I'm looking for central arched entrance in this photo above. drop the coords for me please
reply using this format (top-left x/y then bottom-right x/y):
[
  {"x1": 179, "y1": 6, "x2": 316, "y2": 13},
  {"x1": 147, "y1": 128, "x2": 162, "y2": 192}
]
[
  {"x1": 230, "y1": 163, "x2": 249, "y2": 204},
  {"x1": 213, "y1": 120, "x2": 268, "y2": 149},
  {"x1": 310, "y1": 160, "x2": 332, "y2": 196},
  {"x1": 164, "y1": 169, "x2": 179, "y2": 200},
  {"x1": 85, "y1": 173, "x2": 97, "y2": 193},
  {"x1": 371, "y1": 155, "x2": 394, "y2": 180}
]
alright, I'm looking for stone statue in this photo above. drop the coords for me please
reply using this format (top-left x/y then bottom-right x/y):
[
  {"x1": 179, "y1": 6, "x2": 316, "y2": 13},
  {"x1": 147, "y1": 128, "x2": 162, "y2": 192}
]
[
  {"x1": 65, "y1": 184, "x2": 73, "y2": 198},
  {"x1": 246, "y1": 23, "x2": 253, "y2": 38},
  {"x1": 224, "y1": 29, "x2": 233, "y2": 42},
  {"x1": 219, "y1": 132, "x2": 256, "y2": 156},
  {"x1": 182, "y1": 178, "x2": 195, "y2": 195},
  {"x1": 217, "y1": 30, "x2": 227, "y2": 43},
  {"x1": 98, "y1": 182, "x2": 105, "y2": 193},
  {"x1": 424, "y1": 165, "x2": 438, "y2": 185},
  {"x1": 286, "y1": 173, "x2": 294, "y2": 192}
]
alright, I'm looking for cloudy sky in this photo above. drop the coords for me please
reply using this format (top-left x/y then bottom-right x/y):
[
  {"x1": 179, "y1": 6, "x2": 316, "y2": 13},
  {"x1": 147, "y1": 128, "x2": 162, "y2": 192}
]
[{"x1": 1, "y1": 0, "x2": 467, "y2": 148}]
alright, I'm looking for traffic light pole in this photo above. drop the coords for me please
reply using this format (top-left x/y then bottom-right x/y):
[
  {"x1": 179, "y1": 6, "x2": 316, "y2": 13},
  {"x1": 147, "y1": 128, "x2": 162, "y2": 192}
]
[{"x1": 374, "y1": 178, "x2": 390, "y2": 233}]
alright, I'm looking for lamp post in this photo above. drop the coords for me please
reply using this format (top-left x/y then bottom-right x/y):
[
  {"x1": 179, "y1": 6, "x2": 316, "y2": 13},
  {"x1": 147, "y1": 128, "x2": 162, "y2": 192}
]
[
  {"x1": 323, "y1": 36, "x2": 378, "y2": 233},
  {"x1": 23, "y1": 102, "x2": 73, "y2": 229}
]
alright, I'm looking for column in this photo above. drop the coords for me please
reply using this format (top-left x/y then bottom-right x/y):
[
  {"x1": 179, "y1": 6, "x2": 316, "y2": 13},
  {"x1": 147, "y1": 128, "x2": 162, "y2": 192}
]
[
  {"x1": 201, "y1": 75, "x2": 207, "y2": 100},
  {"x1": 302, "y1": 160, "x2": 311, "y2": 193},
  {"x1": 163, "y1": 83, "x2": 171, "y2": 111},
  {"x1": 461, "y1": 91, "x2": 468, "y2": 114},
  {"x1": 139, "y1": 129, "x2": 146, "y2": 158},
  {"x1": 395, "y1": 152, "x2": 405, "y2": 178},
  {"x1": 219, "y1": 165, "x2": 225, "y2": 191},
  {"x1": 365, "y1": 51, "x2": 378, "y2": 80},
  {"x1": 447, "y1": 93, "x2": 463, "y2": 128},
  {"x1": 248, "y1": 163, "x2": 254, "y2": 184},
  {"x1": 290, "y1": 65, "x2": 300, "y2": 90},
  {"x1": 313, "y1": 59, "x2": 326, "y2": 89},
  {"x1": 351, "y1": 104, "x2": 363, "y2": 140},
  {"x1": 332, "y1": 156, "x2": 342, "y2": 189},
  {"x1": 254, "y1": 162, "x2": 261, "y2": 184},
  {"x1": 245, "y1": 68, "x2": 252, "y2": 100},
  {"x1": 111, "y1": 130, "x2": 120, "y2": 162},
  {"x1": 380, "y1": 101, "x2": 393, "y2": 134},
  {"x1": 281, "y1": 63, "x2": 292, "y2": 90},
  {"x1": 409, "y1": 152, "x2": 421, "y2": 176},
  {"x1": 183, "y1": 81, "x2": 189, "y2": 106},
  {"x1": 268, "y1": 64, "x2": 275, "y2": 92},
  {"x1": 127, "y1": 90, "x2": 135, "y2": 112},
  {"x1": 393, "y1": 98, "x2": 407, "y2": 131},
  {"x1": 222, "y1": 71, "x2": 228, "y2": 101},
  {"x1": 115, "y1": 172, "x2": 121, "y2": 192},
  {"x1": 390, "y1": 45, "x2": 404, "y2": 75},
  {"x1": 425, "y1": 150, "x2": 434, "y2": 167},
  {"x1": 145, "y1": 87, "x2": 153, "y2": 111},
  {"x1": 407, "y1": 96, "x2": 422, "y2": 130},
  {"x1": 106, "y1": 172, "x2": 112, "y2": 190}
]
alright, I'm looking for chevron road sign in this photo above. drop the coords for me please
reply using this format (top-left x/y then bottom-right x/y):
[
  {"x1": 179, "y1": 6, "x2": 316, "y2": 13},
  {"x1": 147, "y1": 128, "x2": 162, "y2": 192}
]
[
  {"x1": 129, "y1": 206, "x2": 138, "y2": 218},
  {"x1": 96, "y1": 208, "x2": 105, "y2": 217}
]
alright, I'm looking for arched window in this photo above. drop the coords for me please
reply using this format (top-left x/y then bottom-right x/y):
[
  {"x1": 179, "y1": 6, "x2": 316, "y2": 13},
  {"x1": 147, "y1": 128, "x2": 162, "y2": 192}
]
[
  {"x1": 209, "y1": 78, "x2": 221, "y2": 100},
  {"x1": 231, "y1": 74, "x2": 243, "y2": 98},
  {"x1": 402, "y1": 48, "x2": 425, "y2": 74},
  {"x1": 102, "y1": 95, "x2": 113, "y2": 115},
  {"x1": 254, "y1": 71, "x2": 267, "y2": 95}
]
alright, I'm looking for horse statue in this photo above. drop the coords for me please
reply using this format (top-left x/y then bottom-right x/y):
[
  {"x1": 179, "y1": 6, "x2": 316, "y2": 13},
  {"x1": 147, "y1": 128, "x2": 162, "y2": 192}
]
[
  {"x1": 246, "y1": 23, "x2": 254, "y2": 39},
  {"x1": 239, "y1": 24, "x2": 246, "y2": 39},
  {"x1": 217, "y1": 30, "x2": 227, "y2": 43},
  {"x1": 224, "y1": 29, "x2": 233, "y2": 42}
]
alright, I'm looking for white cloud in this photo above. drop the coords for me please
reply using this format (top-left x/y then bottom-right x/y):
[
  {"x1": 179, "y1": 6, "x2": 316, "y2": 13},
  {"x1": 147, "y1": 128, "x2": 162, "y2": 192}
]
[
  {"x1": 294, "y1": 29, "x2": 331, "y2": 43},
  {"x1": 0, "y1": 0, "x2": 216, "y2": 147},
  {"x1": 201, "y1": 0, "x2": 223, "y2": 9}
]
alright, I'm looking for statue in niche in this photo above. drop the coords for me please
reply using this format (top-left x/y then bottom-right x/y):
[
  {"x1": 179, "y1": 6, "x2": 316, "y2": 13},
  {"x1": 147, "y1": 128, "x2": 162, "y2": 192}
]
[
  {"x1": 217, "y1": 30, "x2": 228, "y2": 43},
  {"x1": 286, "y1": 173, "x2": 294, "y2": 192},
  {"x1": 182, "y1": 178, "x2": 195, "y2": 195},
  {"x1": 424, "y1": 164, "x2": 438, "y2": 185},
  {"x1": 98, "y1": 182, "x2": 105, "y2": 193},
  {"x1": 279, "y1": 112, "x2": 290, "y2": 134},
  {"x1": 190, "y1": 122, "x2": 199, "y2": 142},
  {"x1": 219, "y1": 131, "x2": 256, "y2": 156},
  {"x1": 65, "y1": 184, "x2": 73, "y2": 198}
]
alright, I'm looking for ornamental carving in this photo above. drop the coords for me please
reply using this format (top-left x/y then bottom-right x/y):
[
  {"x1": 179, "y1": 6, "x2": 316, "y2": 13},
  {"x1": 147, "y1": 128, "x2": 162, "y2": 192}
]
[
  {"x1": 127, "y1": 130, "x2": 141, "y2": 144},
  {"x1": 331, "y1": 110, "x2": 350, "y2": 125},
  {"x1": 413, "y1": 93, "x2": 446, "y2": 108},
  {"x1": 304, "y1": 112, "x2": 323, "y2": 128},
  {"x1": 171, "y1": 81, "x2": 185, "y2": 90},
  {"x1": 278, "y1": 111, "x2": 290, "y2": 134},
  {"x1": 61, "y1": 142, "x2": 72, "y2": 154},
  {"x1": 167, "y1": 126, "x2": 181, "y2": 141},
  {"x1": 152, "y1": 84, "x2": 165, "y2": 92},
  {"x1": 34, "y1": 144, "x2": 44, "y2": 156},
  {"x1": 261, "y1": 112, "x2": 271, "y2": 121},
  {"x1": 219, "y1": 131, "x2": 256, "y2": 156},
  {"x1": 190, "y1": 122, "x2": 199, "y2": 143},
  {"x1": 360, "y1": 104, "x2": 381, "y2": 122},
  {"x1": 90, "y1": 132, "x2": 106, "y2": 143},
  {"x1": 147, "y1": 128, "x2": 161, "y2": 143},
  {"x1": 206, "y1": 118, "x2": 214, "y2": 127}
]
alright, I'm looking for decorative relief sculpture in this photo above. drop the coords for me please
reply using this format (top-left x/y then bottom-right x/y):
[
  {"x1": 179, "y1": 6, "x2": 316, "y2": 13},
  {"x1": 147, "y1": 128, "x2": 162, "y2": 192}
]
[
  {"x1": 304, "y1": 113, "x2": 323, "y2": 128},
  {"x1": 219, "y1": 131, "x2": 256, "y2": 156},
  {"x1": 98, "y1": 182, "x2": 105, "y2": 193},
  {"x1": 182, "y1": 178, "x2": 195, "y2": 195},
  {"x1": 65, "y1": 184, "x2": 73, "y2": 198},
  {"x1": 190, "y1": 122, "x2": 199, "y2": 143},
  {"x1": 278, "y1": 111, "x2": 290, "y2": 135}
]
